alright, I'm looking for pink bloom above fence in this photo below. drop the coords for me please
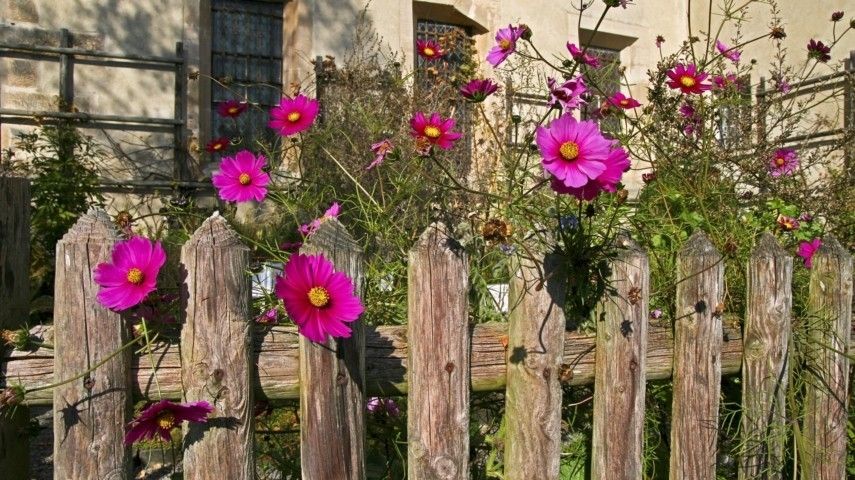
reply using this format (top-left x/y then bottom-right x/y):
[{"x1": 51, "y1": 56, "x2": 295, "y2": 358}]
[
  {"x1": 608, "y1": 92, "x2": 641, "y2": 109},
  {"x1": 797, "y1": 238, "x2": 822, "y2": 268},
  {"x1": 547, "y1": 76, "x2": 587, "y2": 112},
  {"x1": 566, "y1": 43, "x2": 601, "y2": 68},
  {"x1": 550, "y1": 145, "x2": 630, "y2": 200},
  {"x1": 667, "y1": 63, "x2": 711, "y2": 95},
  {"x1": 715, "y1": 40, "x2": 741, "y2": 63},
  {"x1": 536, "y1": 114, "x2": 611, "y2": 189},
  {"x1": 768, "y1": 148, "x2": 798, "y2": 177},
  {"x1": 459, "y1": 78, "x2": 499, "y2": 103},
  {"x1": 93, "y1": 236, "x2": 166, "y2": 311},
  {"x1": 299, "y1": 202, "x2": 341, "y2": 237},
  {"x1": 410, "y1": 112, "x2": 462, "y2": 150},
  {"x1": 275, "y1": 253, "x2": 364, "y2": 343},
  {"x1": 124, "y1": 400, "x2": 213, "y2": 445},
  {"x1": 217, "y1": 99, "x2": 247, "y2": 118},
  {"x1": 487, "y1": 25, "x2": 523, "y2": 67},
  {"x1": 268, "y1": 94, "x2": 319, "y2": 136},
  {"x1": 212, "y1": 150, "x2": 270, "y2": 203},
  {"x1": 416, "y1": 39, "x2": 445, "y2": 61}
]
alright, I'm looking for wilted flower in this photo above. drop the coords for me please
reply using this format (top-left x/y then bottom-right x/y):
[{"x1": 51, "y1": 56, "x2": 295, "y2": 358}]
[
  {"x1": 299, "y1": 202, "x2": 341, "y2": 237},
  {"x1": 211, "y1": 150, "x2": 271, "y2": 203},
  {"x1": 410, "y1": 112, "x2": 462, "y2": 150},
  {"x1": 368, "y1": 139, "x2": 393, "y2": 170},
  {"x1": 768, "y1": 148, "x2": 798, "y2": 177},
  {"x1": 797, "y1": 238, "x2": 822, "y2": 268},
  {"x1": 414, "y1": 136, "x2": 432, "y2": 157},
  {"x1": 486, "y1": 25, "x2": 524, "y2": 67},
  {"x1": 655, "y1": 35, "x2": 665, "y2": 48},
  {"x1": 255, "y1": 308, "x2": 280, "y2": 325},
  {"x1": 547, "y1": 76, "x2": 587, "y2": 112},
  {"x1": 776, "y1": 215, "x2": 800, "y2": 232},
  {"x1": 115, "y1": 210, "x2": 134, "y2": 237},
  {"x1": 769, "y1": 26, "x2": 786, "y2": 39},
  {"x1": 608, "y1": 92, "x2": 641, "y2": 109},
  {"x1": 536, "y1": 114, "x2": 611, "y2": 190},
  {"x1": 416, "y1": 39, "x2": 445, "y2": 61},
  {"x1": 268, "y1": 94, "x2": 319, "y2": 136},
  {"x1": 205, "y1": 137, "x2": 230, "y2": 153},
  {"x1": 459, "y1": 78, "x2": 499, "y2": 103},
  {"x1": 481, "y1": 219, "x2": 513, "y2": 243},
  {"x1": 667, "y1": 63, "x2": 711, "y2": 94},
  {"x1": 0, "y1": 386, "x2": 25, "y2": 412},
  {"x1": 0, "y1": 329, "x2": 33, "y2": 351},
  {"x1": 124, "y1": 400, "x2": 213, "y2": 445},
  {"x1": 93, "y1": 237, "x2": 166, "y2": 311},
  {"x1": 807, "y1": 39, "x2": 831, "y2": 63},
  {"x1": 642, "y1": 172, "x2": 657, "y2": 184},
  {"x1": 566, "y1": 43, "x2": 601, "y2": 68},
  {"x1": 715, "y1": 40, "x2": 741, "y2": 63},
  {"x1": 216, "y1": 99, "x2": 247, "y2": 118}
]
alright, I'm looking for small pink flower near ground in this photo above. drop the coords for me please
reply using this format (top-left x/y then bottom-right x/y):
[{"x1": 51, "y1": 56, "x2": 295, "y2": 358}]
[
  {"x1": 410, "y1": 112, "x2": 462, "y2": 150},
  {"x1": 217, "y1": 99, "x2": 247, "y2": 118},
  {"x1": 486, "y1": 25, "x2": 524, "y2": 67},
  {"x1": 715, "y1": 40, "x2": 741, "y2": 63},
  {"x1": 205, "y1": 137, "x2": 230, "y2": 153},
  {"x1": 536, "y1": 114, "x2": 611, "y2": 189},
  {"x1": 368, "y1": 139, "x2": 393, "y2": 170},
  {"x1": 124, "y1": 400, "x2": 213, "y2": 445},
  {"x1": 268, "y1": 94, "x2": 319, "y2": 136},
  {"x1": 608, "y1": 92, "x2": 641, "y2": 109},
  {"x1": 275, "y1": 253, "x2": 364, "y2": 343},
  {"x1": 459, "y1": 78, "x2": 499, "y2": 103},
  {"x1": 547, "y1": 76, "x2": 587, "y2": 112},
  {"x1": 93, "y1": 237, "x2": 166, "y2": 311},
  {"x1": 566, "y1": 43, "x2": 601, "y2": 68},
  {"x1": 768, "y1": 148, "x2": 798, "y2": 177},
  {"x1": 212, "y1": 150, "x2": 270, "y2": 203},
  {"x1": 299, "y1": 202, "x2": 341, "y2": 237},
  {"x1": 550, "y1": 144, "x2": 631, "y2": 200},
  {"x1": 797, "y1": 238, "x2": 822, "y2": 268},
  {"x1": 416, "y1": 39, "x2": 445, "y2": 61},
  {"x1": 666, "y1": 63, "x2": 711, "y2": 94}
]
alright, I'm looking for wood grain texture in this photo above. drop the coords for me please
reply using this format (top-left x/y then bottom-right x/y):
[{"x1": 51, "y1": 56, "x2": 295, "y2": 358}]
[
  {"x1": 52, "y1": 209, "x2": 132, "y2": 480},
  {"x1": 802, "y1": 236, "x2": 852, "y2": 480},
  {"x1": 180, "y1": 213, "x2": 255, "y2": 479},
  {"x1": 670, "y1": 232, "x2": 724, "y2": 480},
  {"x1": 0, "y1": 176, "x2": 31, "y2": 479},
  {"x1": 739, "y1": 233, "x2": 792, "y2": 480},
  {"x1": 299, "y1": 218, "x2": 366, "y2": 479},
  {"x1": 504, "y1": 254, "x2": 565, "y2": 480},
  {"x1": 407, "y1": 224, "x2": 470, "y2": 480},
  {"x1": 591, "y1": 237, "x2": 648, "y2": 479}
]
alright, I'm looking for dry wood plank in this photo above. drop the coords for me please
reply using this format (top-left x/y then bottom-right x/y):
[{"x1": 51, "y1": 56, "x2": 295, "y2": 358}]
[
  {"x1": 0, "y1": 176, "x2": 31, "y2": 479},
  {"x1": 299, "y1": 218, "x2": 366, "y2": 479},
  {"x1": 802, "y1": 236, "x2": 852, "y2": 480},
  {"x1": 670, "y1": 232, "x2": 724, "y2": 480},
  {"x1": 739, "y1": 233, "x2": 792, "y2": 480},
  {"x1": 407, "y1": 224, "x2": 469, "y2": 480},
  {"x1": 591, "y1": 237, "x2": 648, "y2": 479},
  {"x1": 52, "y1": 209, "x2": 132, "y2": 479},
  {"x1": 504, "y1": 253, "x2": 565, "y2": 480},
  {"x1": 180, "y1": 213, "x2": 255, "y2": 479}
]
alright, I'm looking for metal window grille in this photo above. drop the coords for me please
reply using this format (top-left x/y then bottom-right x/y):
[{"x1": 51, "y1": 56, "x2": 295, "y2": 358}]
[
  {"x1": 580, "y1": 46, "x2": 622, "y2": 133},
  {"x1": 211, "y1": 0, "x2": 284, "y2": 145}
]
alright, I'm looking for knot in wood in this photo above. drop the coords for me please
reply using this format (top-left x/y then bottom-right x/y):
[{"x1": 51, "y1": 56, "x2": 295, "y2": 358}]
[
  {"x1": 629, "y1": 358, "x2": 638, "y2": 372},
  {"x1": 336, "y1": 372, "x2": 347, "y2": 385},
  {"x1": 745, "y1": 337, "x2": 766, "y2": 359},
  {"x1": 432, "y1": 456, "x2": 458, "y2": 478},
  {"x1": 445, "y1": 361, "x2": 455, "y2": 374},
  {"x1": 542, "y1": 367, "x2": 551, "y2": 381}
]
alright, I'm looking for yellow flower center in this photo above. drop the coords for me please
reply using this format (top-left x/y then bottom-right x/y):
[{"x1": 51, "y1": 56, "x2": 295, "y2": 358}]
[
  {"x1": 228, "y1": 107, "x2": 239, "y2": 114},
  {"x1": 619, "y1": 99, "x2": 630, "y2": 106},
  {"x1": 126, "y1": 268, "x2": 144, "y2": 285},
  {"x1": 559, "y1": 141, "x2": 580, "y2": 161},
  {"x1": 775, "y1": 157, "x2": 786, "y2": 167},
  {"x1": 680, "y1": 75, "x2": 697, "y2": 88},
  {"x1": 424, "y1": 125, "x2": 441, "y2": 138},
  {"x1": 499, "y1": 39, "x2": 512, "y2": 50},
  {"x1": 157, "y1": 411, "x2": 176, "y2": 430},
  {"x1": 238, "y1": 173, "x2": 252, "y2": 185},
  {"x1": 287, "y1": 111, "x2": 301, "y2": 122},
  {"x1": 214, "y1": 143, "x2": 223, "y2": 150},
  {"x1": 307, "y1": 286, "x2": 330, "y2": 308},
  {"x1": 423, "y1": 47, "x2": 435, "y2": 57}
]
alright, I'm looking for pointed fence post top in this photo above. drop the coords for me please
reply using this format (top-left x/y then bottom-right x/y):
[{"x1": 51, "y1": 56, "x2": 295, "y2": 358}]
[
  {"x1": 302, "y1": 217, "x2": 361, "y2": 256},
  {"x1": 59, "y1": 208, "x2": 117, "y2": 244},
  {"x1": 411, "y1": 222, "x2": 464, "y2": 256},
  {"x1": 184, "y1": 212, "x2": 247, "y2": 249},
  {"x1": 615, "y1": 234, "x2": 646, "y2": 260},
  {"x1": 679, "y1": 231, "x2": 720, "y2": 258},
  {"x1": 750, "y1": 231, "x2": 789, "y2": 259}
]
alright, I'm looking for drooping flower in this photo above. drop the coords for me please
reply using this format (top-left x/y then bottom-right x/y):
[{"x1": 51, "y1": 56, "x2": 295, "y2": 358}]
[
  {"x1": 216, "y1": 99, "x2": 247, "y2": 118},
  {"x1": 211, "y1": 150, "x2": 270, "y2": 203},
  {"x1": 416, "y1": 39, "x2": 445, "y2": 61},
  {"x1": 124, "y1": 400, "x2": 213, "y2": 445},
  {"x1": 768, "y1": 148, "x2": 798, "y2": 177},
  {"x1": 797, "y1": 238, "x2": 822, "y2": 268},
  {"x1": 547, "y1": 76, "x2": 587, "y2": 112},
  {"x1": 410, "y1": 112, "x2": 462, "y2": 150},
  {"x1": 481, "y1": 218, "x2": 513, "y2": 244},
  {"x1": 205, "y1": 137, "x2": 230, "y2": 153},
  {"x1": 299, "y1": 202, "x2": 341, "y2": 237},
  {"x1": 667, "y1": 63, "x2": 711, "y2": 94},
  {"x1": 368, "y1": 139, "x2": 393, "y2": 170},
  {"x1": 549, "y1": 144, "x2": 630, "y2": 200},
  {"x1": 536, "y1": 114, "x2": 611, "y2": 190},
  {"x1": 459, "y1": 78, "x2": 499, "y2": 103},
  {"x1": 566, "y1": 43, "x2": 601, "y2": 68},
  {"x1": 776, "y1": 215, "x2": 800, "y2": 232},
  {"x1": 807, "y1": 39, "x2": 831, "y2": 63},
  {"x1": 715, "y1": 40, "x2": 741, "y2": 63},
  {"x1": 268, "y1": 94, "x2": 319, "y2": 136},
  {"x1": 608, "y1": 92, "x2": 641, "y2": 109},
  {"x1": 655, "y1": 35, "x2": 665, "y2": 48},
  {"x1": 275, "y1": 253, "x2": 364, "y2": 343},
  {"x1": 94, "y1": 237, "x2": 166, "y2": 311},
  {"x1": 487, "y1": 25, "x2": 524, "y2": 67}
]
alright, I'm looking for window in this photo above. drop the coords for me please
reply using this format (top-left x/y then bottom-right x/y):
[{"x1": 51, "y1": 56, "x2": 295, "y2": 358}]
[
  {"x1": 580, "y1": 46, "x2": 622, "y2": 133},
  {"x1": 211, "y1": 0, "x2": 284, "y2": 146}
]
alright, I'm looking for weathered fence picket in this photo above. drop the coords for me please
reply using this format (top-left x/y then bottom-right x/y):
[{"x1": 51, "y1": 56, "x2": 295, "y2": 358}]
[
  {"x1": 180, "y1": 213, "x2": 255, "y2": 479},
  {"x1": 591, "y1": 237, "x2": 648, "y2": 479},
  {"x1": 52, "y1": 210, "x2": 132, "y2": 478},
  {"x1": 670, "y1": 232, "x2": 724, "y2": 480},
  {"x1": 407, "y1": 224, "x2": 470, "y2": 480}
]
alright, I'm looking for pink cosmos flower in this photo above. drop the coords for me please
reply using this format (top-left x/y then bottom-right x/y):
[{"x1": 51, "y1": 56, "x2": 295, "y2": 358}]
[
  {"x1": 416, "y1": 39, "x2": 445, "y2": 61},
  {"x1": 368, "y1": 139, "x2": 393, "y2": 170},
  {"x1": 268, "y1": 94, "x2": 319, "y2": 136},
  {"x1": 275, "y1": 253, "x2": 364, "y2": 343},
  {"x1": 667, "y1": 63, "x2": 711, "y2": 94},
  {"x1": 798, "y1": 238, "x2": 822, "y2": 268},
  {"x1": 547, "y1": 76, "x2": 587, "y2": 112},
  {"x1": 94, "y1": 237, "x2": 166, "y2": 311},
  {"x1": 768, "y1": 148, "x2": 798, "y2": 177},
  {"x1": 486, "y1": 25, "x2": 523, "y2": 67},
  {"x1": 536, "y1": 114, "x2": 611, "y2": 189},
  {"x1": 205, "y1": 137, "x2": 230, "y2": 154},
  {"x1": 715, "y1": 40, "x2": 741, "y2": 63},
  {"x1": 608, "y1": 92, "x2": 641, "y2": 109},
  {"x1": 410, "y1": 112, "x2": 462, "y2": 150},
  {"x1": 459, "y1": 78, "x2": 499, "y2": 103},
  {"x1": 566, "y1": 43, "x2": 601, "y2": 68},
  {"x1": 216, "y1": 99, "x2": 247, "y2": 118},
  {"x1": 299, "y1": 202, "x2": 341, "y2": 237},
  {"x1": 550, "y1": 144, "x2": 630, "y2": 200},
  {"x1": 124, "y1": 400, "x2": 213, "y2": 445},
  {"x1": 772, "y1": 74, "x2": 791, "y2": 94},
  {"x1": 211, "y1": 150, "x2": 270, "y2": 203}
]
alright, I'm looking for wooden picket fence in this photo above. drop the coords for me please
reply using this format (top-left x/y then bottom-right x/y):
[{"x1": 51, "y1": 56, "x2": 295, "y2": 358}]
[{"x1": 1, "y1": 175, "x2": 853, "y2": 479}]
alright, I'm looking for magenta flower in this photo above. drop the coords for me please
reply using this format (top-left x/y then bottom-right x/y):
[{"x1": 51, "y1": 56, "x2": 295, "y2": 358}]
[
  {"x1": 459, "y1": 78, "x2": 499, "y2": 103},
  {"x1": 299, "y1": 202, "x2": 341, "y2": 237},
  {"x1": 768, "y1": 148, "x2": 798, "y2": 177},
  {"x1": 211, "y1": 150, "x2": 270, "y2": 203},
  {"x1": 268, "y1": 94, "x2": 319, "y2": 136},
  {"x1": 536, "y1": 114, "x2": 611, "y2": 189},
  {"x1": 275, "y1": 253, "x2": 364, "y2": 343},
  {"x1": 255, "y1": 308, "x2": 280, "y2": 325},
  {"x1": 124, "y1": 400, "x2": 213, "y2": 445},
  {"x1": 486, "y1": 25, "x2": 523, "y2": 67},
  {"x1": 550, "y1": 144, "x2": 630, "y2": 200},
  {"x1": 216, "y1": 99, "x2": 247, "y2": 118},
  {"x1": 712, "y1": 73, "x2": 739, "y2": 90},
  {"x1": 279, "y1": 241, "x2": 303, "y2": 252},
  {"x1": 608, "y1": 92, "x2": 641, "y2": 109},
  {"x1": 93, "y1": 237, "x2": 166, "y2": 311},
  {"x1": 566, "y1": 43, "x2": 601, "y2": 68},
  {"x1": 416, "y1": 39, "x2": 445, "y2": 61},
  {"x1": 667, "y1": 63, "x2": 711, "y2": 94},
  {"x1": 205, "y1": 137, "x2": 230, "y2": 154},
  {"x1": 368, "y1": 139, "x2": 393, "y2": 170},
  {"x1": 547, "y1": 76, "x2": 587, "y2": 112},
  {"x1": 715, "y1": 40, "x2": 741, "y2": 63},
  {"x1": 410, "y1": 112, "x2": 462, "y2": 150},
  {"x1": 797, "y1": 238, "x2": 822, "y2": 268},
  {"x1": 807, "y1": 39, "x2": 831, "y2": 63},
  {"x1": 772, "y1": 74, "x2": 791, "y2": 93}
]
